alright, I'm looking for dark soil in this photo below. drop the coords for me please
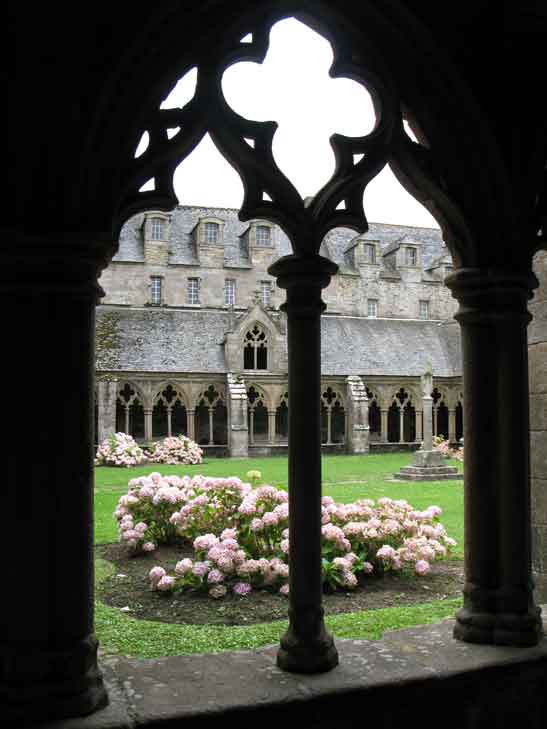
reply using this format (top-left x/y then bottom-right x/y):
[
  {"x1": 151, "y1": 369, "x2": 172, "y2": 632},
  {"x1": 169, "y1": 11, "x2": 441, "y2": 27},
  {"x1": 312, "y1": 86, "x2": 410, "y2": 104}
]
[{"x1": 96, "y1": 543, "x2": 464, "y2": 626}]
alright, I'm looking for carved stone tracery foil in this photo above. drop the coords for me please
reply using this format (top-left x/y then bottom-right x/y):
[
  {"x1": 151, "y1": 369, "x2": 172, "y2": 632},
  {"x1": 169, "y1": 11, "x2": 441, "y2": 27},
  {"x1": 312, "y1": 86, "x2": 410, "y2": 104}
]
[{"x1": 117, "y1": 11, "x2": 406, "y2": 256}]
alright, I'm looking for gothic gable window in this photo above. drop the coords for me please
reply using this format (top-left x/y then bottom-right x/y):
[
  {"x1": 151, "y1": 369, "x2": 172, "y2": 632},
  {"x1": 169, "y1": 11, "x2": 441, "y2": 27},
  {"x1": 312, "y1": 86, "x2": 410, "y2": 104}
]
[{"x1": 243, "y1": 324, "x2": 268, "y2": 370}]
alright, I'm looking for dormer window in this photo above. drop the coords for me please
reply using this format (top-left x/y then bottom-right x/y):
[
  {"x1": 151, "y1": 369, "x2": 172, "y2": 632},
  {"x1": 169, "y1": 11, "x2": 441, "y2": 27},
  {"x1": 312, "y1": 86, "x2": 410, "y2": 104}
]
[
  {"x1": 405, "y1": 247, "x2": 417, "y2": 266},
  {"x1": 151, "y1": 218, "x2": 165, "y2": 240},
  {"x1": 243, "y1": 324, "x2": 268, "y2": 370},
  {"x1": 256, "y1": 225, "x2": 271, "y2": 246},
  {"x1": 204, "y1": 222, "x2": 219, "y2": 244},
  {"x1": 364, "y1": 243, "x2": 376, "y2": 264}
]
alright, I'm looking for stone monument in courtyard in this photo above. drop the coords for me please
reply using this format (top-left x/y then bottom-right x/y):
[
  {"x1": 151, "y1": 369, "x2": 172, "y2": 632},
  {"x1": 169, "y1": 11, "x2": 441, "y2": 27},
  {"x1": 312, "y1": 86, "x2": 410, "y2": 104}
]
[{"x1": 396, "y1": 364, "x2": 462, "y2": 481}]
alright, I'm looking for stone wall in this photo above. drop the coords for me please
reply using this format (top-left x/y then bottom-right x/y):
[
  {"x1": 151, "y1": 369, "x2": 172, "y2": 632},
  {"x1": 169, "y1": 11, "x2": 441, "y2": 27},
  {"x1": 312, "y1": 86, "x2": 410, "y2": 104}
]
[{"x1": 530, "y1": 250, "x2": 547, "y2": 601}]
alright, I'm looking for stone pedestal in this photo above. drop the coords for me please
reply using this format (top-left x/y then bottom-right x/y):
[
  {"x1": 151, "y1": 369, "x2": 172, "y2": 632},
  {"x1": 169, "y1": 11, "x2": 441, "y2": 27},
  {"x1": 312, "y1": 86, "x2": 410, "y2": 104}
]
[
  {"x1": 227, "y1": 373, "x2": 248, "y2": 458},
  {"x1": 396, "y1": 449, "x2": 462, "y2": 480}
]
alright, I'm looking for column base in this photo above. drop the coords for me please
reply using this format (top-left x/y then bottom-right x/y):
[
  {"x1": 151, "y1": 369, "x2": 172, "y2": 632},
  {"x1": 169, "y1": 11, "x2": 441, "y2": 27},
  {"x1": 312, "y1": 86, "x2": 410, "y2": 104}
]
[
  {"x1": 454, "y1": 606, "x2": 544, "y2": 647},
  {"x1": 395, "y1": 449, "x2": 462, "y2": 480},
  {"x1": 277, "y1": 627, "x2": 339, "y2": 674},
  {"x1": 2, "y1": 635, "x2": 108, "y2": 722}
]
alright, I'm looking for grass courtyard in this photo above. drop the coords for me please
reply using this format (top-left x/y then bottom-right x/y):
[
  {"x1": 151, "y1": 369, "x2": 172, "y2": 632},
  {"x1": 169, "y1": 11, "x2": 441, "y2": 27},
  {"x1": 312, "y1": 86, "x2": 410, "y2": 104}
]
[{"x1": 94, "y1": 452, "x2": 464, "y2": 658}]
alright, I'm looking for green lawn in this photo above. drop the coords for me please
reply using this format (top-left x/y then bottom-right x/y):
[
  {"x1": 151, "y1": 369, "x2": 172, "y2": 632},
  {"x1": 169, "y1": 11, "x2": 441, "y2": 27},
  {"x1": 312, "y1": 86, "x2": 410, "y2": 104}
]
[{"x1": 94, "y1": 452, "x2": 464, "y2": 657}]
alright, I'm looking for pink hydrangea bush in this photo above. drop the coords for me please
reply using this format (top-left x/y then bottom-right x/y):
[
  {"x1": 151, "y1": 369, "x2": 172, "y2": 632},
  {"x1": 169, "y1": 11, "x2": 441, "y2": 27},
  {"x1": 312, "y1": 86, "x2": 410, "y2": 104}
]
[
  {"x1": 433, "y1": 435, "x2": 464, "y2": 461},
  {"x1": 95, "y1": 432, "x2": 148, "y2": 467},
  {"x1": 146, "y1": 435, "x2": 203, "y2": 465},
  {"x1": 113, "y1": 472, "x2": 457, "y2": 599}
]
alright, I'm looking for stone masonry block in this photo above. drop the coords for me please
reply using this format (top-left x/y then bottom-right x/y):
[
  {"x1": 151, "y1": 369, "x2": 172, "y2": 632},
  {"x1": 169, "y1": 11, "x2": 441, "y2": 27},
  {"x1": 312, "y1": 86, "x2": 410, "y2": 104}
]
[
  {"x1": 529, "y1": 343, "x2": 547, "y2": 393},
  {"x1": 531, "y1": 478, "x2": 547, "y2": 527},
  {"x1": 530, "y1": 394, "x2": 547, "y2": 430},
  {"x1": 531, "y1": 431, "x2": 547, "y2": 480}
]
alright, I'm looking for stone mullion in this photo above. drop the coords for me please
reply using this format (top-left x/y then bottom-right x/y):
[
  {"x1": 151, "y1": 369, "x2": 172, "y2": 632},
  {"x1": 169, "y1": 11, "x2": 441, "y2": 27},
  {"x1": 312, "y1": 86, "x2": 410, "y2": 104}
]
[
  {"x1": 399, "y1": 405, "x2": 405, "y2": 443},
  {"x1": 144, "y1": 407, "x2": 153, "y2": 443},
  {"x1": 269, "y1": 254, "x2": 338, "y2": 674},
  {"x1": 447, "y1": 269, "x2": 542, "y2": 647},
  {"x1": 433, "y1": 406, "x2": 438, "y2": 437},
  {"x1": 380, "y1": 408, "x2": 388, "y2": 442},
  {"x1": 448, "y1": 408, "x2": 456, "y2": 444},
  {"x1": 187, "y1": 409, "x2": 196, "y2": 440},
  {"x1": 326, "y1": 406, "x2": 332, "y2": 445},
  {"x1": 249, "y1": 408, "x2": 255, "y2": 445},
  {"x1": 124, "y1": 404, "x2": 130, "y2": 435},
  {"x1": 415, "y1": 409, "x2": 423, "y2": 443},
  {"x1": 268, "y1": 409, "x2": 276, "y2": 444},
  {"x1": 167, "y1": 406, "x2": 172, "y2": 437},
  {"x1": 208, "y1": 407, "x2": 215, "y2": 445}
]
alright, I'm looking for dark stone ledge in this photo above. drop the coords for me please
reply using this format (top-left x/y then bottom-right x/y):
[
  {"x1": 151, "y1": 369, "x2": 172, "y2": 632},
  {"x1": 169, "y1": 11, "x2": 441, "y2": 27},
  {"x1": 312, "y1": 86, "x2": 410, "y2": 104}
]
[{"x1": 33, "y1": 613, "x2": 546, "y2": 729}]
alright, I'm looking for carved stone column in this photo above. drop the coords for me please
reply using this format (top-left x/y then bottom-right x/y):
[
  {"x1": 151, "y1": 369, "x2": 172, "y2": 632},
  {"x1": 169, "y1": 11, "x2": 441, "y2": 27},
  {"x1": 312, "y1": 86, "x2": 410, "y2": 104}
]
[
  {"x1": 447, "y1": 268, "x2": 542, "y2": 646},
  {"x1": 398, "y1": 406, "x2": 405, "y2": 443},
  {"x1": 269, "y1": 254, "x2": 338, "y2": 673},
  {"x1": 268, "y1": 409, "x2": 276, "y2": 445},
  {"x1": 3, "y1": 236, "x2": 112, "y2": 722},
  {"x1": 415, "y1": 409, "x2": 423, "y2": 443},
  {"x1": 448, "y1": 408, "x2": 457, "y2": 444},
  {"x1": 97, "y1": 378, "x2": 117, "y2": 443},
  {"x1": 187, "y1": 409, "x2": 196, "y2": 440},
  {"x1": 380, "y1": 408, "x2": 388, "y2": 443},
  {"x1": 345, "y1": 376, "x2": 370, "y2": 454},
  {"x1": 143, "y1": 407, "x2": 153, "y2": 443}
]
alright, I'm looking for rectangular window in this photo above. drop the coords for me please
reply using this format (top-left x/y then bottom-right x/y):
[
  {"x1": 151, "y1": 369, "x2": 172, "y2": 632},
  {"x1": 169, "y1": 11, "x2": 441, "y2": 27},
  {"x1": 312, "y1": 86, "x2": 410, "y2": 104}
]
[
  {"x1": 150, "y1": 276, "x2": 162, "y2": 305},
  {"x1": 255, "y1": 225, "x2": 271, "y2": 246},
  {"x1": 187, "y1": 277, "x2": 200, "y2": 305},
  {"x1": 204, "y1": 222, "x2": 219, "y2": 244},
  {"x1": 260, "y1": 280, "x2": 271, "y2": 307},
  {"x1": 367, "y1": 298, "x2": 378, "y2": 318},
  {"x1": 364, "y1": 243, "x2": 376, "y2": 264},
  {"x1": 419, "y1": 300, "x2": 429, "y2": 319},
  {"x1": 151, "y1": 218, "x2": 165, "y2": 240},
  {"x1": 224, "y1": 279, "x2": 235, "y2": 306},
  {"x1": 405, "y1": 247, "x2": 417, "y2": 266}
]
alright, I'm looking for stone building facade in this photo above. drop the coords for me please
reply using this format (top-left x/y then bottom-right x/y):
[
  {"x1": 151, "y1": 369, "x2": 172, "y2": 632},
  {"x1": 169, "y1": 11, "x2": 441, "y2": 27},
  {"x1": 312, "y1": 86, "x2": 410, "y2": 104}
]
[{"x1": 96, "y1": 205, "x2": 464, "y2": 456}]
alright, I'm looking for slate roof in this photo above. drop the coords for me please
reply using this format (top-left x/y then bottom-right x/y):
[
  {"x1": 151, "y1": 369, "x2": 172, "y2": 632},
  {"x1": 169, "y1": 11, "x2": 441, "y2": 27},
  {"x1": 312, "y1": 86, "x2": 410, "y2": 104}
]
[
  {"x1": 113, "y1": 205, "x2": 448, "y2": 272},
  {"x1": 96, "y1": 306, "x2": 462, "y2": 378}
]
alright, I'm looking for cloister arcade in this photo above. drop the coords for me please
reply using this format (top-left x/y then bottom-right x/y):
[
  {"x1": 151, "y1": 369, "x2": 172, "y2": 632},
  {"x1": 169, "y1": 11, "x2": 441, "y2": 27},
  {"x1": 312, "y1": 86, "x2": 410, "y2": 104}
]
[{"x1": 96, "y1": 375, "x2": 463, "y2": 451}]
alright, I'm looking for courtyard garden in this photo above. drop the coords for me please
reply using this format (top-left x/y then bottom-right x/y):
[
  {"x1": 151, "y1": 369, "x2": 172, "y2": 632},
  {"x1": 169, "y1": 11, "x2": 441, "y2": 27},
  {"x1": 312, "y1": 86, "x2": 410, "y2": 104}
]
[{"x1": 94, "y1": 452, "x2": 464, "y2": 659}]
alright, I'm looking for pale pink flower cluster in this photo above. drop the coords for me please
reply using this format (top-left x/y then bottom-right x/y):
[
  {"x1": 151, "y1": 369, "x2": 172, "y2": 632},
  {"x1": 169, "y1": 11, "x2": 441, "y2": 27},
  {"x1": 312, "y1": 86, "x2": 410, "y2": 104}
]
[
  {"x1": 146, "y1": 435, "x2": 203, "y2": 465},
  {"x1": 95, "y1": 432, "x2": 148, "y2": 467},
  {"x1": 433, "y1": 435, "x2": 464, "y2": 461},
  {"x1": 116, "y1": 471, "x2": 455, "y2": 600}
]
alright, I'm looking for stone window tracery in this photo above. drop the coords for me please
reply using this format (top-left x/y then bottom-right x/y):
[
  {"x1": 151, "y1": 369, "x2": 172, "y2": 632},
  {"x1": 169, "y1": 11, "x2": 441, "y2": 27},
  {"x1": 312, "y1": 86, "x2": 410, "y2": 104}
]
[
  {"x1": 153, "y1": 384, "x2": 187, "y2": 438},
  {"x1": 244, "y1": 324, "x2": 268, "y2": 370},
  {"x1": 321, "y1": 386, "x2": 345, "y2": 444},
  {"x1": 275, "y1": 391, "x2": 289, "y2": 440},
  {"x1": 116, "y1": 383, "x2": 144, "y2": 439},
  {"x1": 196, "y1": 385, "x2": 227, "y2": 446},
  {"x1": 247, "y1": 385, "x2": 268, "y2": 444}
]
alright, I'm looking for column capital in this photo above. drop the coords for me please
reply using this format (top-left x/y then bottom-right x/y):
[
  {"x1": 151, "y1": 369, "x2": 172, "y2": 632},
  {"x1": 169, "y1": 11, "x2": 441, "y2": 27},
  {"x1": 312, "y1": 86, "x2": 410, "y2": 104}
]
[
  {"x1": 268, "y1": 254, "x2": 338, "y2": 294},
  {"x1": 445, "y1": 268, "x2": 538, "y2": 321},
  {"x1": 4, "y1": 231, "x2": 117, "y2": 301}
]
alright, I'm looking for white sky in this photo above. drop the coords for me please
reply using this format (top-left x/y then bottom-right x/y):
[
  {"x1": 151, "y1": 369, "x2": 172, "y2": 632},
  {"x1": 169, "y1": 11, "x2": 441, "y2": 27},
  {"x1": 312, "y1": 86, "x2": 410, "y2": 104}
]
[{"x1": 144, "y1": 18, "x2": 438, "y2": 229}]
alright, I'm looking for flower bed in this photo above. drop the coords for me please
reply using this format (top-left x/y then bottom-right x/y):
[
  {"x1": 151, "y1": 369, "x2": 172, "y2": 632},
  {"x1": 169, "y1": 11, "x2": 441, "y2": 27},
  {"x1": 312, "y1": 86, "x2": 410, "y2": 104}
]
[
  {"x1": 146, "y1": 435, "x2": 203, "y2": 465},
  {"x1": 95, "y1": 432, "x2": 148, "y2": 467},
  {"x1": 113, "y1": 471, "x2": 456, "y2": 599}
]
